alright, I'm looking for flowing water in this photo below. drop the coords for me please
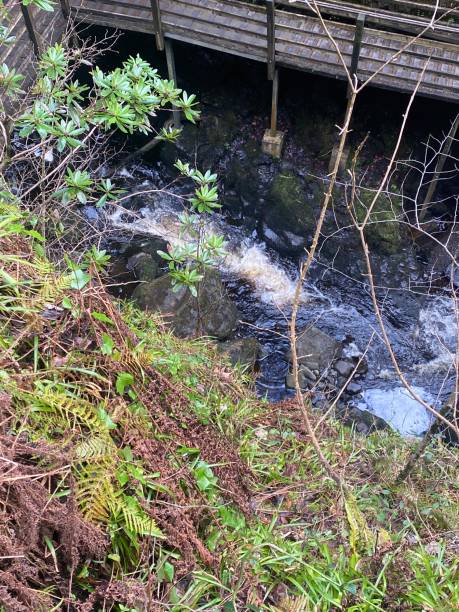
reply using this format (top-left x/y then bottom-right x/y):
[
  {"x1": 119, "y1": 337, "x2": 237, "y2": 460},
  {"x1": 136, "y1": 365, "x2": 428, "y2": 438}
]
[
  {"x1": 109, "y1": 162, "x2": 457, "y2": 437},
  {"x1": 97, "y1": 36, "x2": 458, "y2": 437}
]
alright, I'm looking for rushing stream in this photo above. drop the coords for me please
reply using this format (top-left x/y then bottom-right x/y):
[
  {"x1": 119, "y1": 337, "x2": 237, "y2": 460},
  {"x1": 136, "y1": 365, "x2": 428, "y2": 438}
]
[
  {"x1": 95, "y1": 36, "x2": 458, "y2": 437},
  {"x1": 108, "y1": 163, "x2": 456, "y2": 437}
]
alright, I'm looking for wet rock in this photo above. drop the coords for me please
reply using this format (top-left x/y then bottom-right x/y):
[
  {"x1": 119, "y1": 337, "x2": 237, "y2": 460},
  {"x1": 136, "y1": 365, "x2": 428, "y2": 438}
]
[
  {"x1": 83, "y1": 206, "x2": 99, "y2": 222},
  {"x1": 223, "y1": 140, "x2": 272, "y2": 218},
  {"x1": 286, "y1": 366, "x2": 317, "y2": 390},
  {"x1": 342, "y1": 340, "x2": 369, "y2": 376},
  {"x1": 160, "y1": 111, "x2": 238, "y2": 169},
  {"x1": 286, "y1": 326, "x2": 342, "y2": 390},
  {"x1": 114, "y1": 236, "x2": 169, "y2": 263},
  {"x1": 218, "y1": 337, "x2": 261, "y2": 369},
  {"x1": 334, "y1": 359, "x2": 355, "y2": 378},
  {"x1": 354, "y1": 189, "x2": 404, "y2": 254},
  {"x1": 290, "y1": 326, "x2": 342, "y2": 371},
  {"x1": 264, "y1": 171, "x2": 316, "y2": 253},
  {"x1": 261, "y1": 223, "x2": 306, "y2": 255},
  {"x1": 127, "y1": 252, "x2": 158, "y2": 283},
  {"x1": 341, "y1": 405, "x2": 390, "y2": 435},
  {"x1": 132, "y1": 268, "x2": 240, "y2": 339},
  {"x1": 346, "y1": 382, "x2": 363, "y2": 395}
]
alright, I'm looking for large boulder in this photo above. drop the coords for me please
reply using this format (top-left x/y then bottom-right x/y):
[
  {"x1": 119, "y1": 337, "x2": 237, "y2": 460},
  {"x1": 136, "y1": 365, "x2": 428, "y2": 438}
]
[
  {"x1": 354, "y1": 190, "x2": 404, "y2": 254},
  {"x1": 160, "y1": 111, "x2": 238, "y2": 170},
  {"x1": 218, "y1": 337, "x2": 261, "y2": 370},
  {"x1": 263, "y1": 171, "x2": 316, "y2": 254},
  {"x1": 286, "y1": 326, "x2": 342, "y2": 390},
  {"x1": 127, "y1": 252, "x2": 159, "y2": 283},
  {"x1": 132, "y1": 269, "x2": 240, "y2": 339},
  {"x1": 292, "y1": 326, "x2": 342, "y2": 370}
]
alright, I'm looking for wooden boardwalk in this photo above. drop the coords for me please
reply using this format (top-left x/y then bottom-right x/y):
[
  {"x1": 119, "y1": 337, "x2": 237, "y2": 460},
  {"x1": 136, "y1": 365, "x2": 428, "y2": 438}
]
[
  {"x1": 0, "y1": 0, "x2": 65, "y2": 89},
  {"x1": 67, "y1": 0, "x2": 459, "y2": 102}
]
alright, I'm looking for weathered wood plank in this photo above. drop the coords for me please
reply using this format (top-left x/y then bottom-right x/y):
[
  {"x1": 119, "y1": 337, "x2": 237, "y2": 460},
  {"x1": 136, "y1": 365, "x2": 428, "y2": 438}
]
[{"x1": 68, "y1": 0, "x2": 459, "y2": 102}]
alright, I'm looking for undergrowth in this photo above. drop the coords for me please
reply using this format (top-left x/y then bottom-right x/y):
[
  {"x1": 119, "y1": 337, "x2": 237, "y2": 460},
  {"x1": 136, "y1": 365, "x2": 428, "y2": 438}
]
[{"x1": 1, "y1": 201, "x2": 459, "y2": 610}]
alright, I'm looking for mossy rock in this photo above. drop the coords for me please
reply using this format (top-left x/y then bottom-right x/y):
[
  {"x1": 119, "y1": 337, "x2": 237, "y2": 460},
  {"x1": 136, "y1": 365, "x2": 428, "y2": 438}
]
[
  {"x1": 218, "y1": 337, "x2": 261, "y2": 369},
  {"x1": 294, "y1": 109, "x2": 336, "y2": 157},
  {"x1": 354, "y1": 189, "x2": 403, "y2": 254},
  {"x1": 223, "y1": 139, "x2": 271, "y2": 216},
  {"x1": 126, "y1": 252, "x2": 159, "y2": 283},
  {"x1": 132, "y1": 268, "x2": 240, "y2": 339},
  {"x1": 265, "y1": 171, "x2": 315, "y2": 235},
  {"x1": 160, "y1": 111, "x2": 238, "y2": 170}
]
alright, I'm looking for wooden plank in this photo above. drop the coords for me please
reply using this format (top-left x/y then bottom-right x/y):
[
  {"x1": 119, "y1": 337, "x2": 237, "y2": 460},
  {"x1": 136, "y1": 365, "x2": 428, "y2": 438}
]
[
  {"x1": 277, "y1": 0, "x2": 459, "y2": 44},
  {"x1": 68, "y1": 0, "x2": 459, "y2": 102},
  {"x1": 150, "y1": 0, "x2": 164, "y2": 50}
]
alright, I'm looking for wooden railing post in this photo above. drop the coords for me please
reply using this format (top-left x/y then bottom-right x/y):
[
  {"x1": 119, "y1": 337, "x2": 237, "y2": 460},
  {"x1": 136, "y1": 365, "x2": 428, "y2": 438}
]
[
  {"x1": 270, "y1": 68, "x2": 279, "y2": 133},
  {"x1": 165, "y1": 40, "x2": 181, "y2": 128},
  {"x1": 347, "y1": 13, "x2": 365, "y2": 98},
  {"x1": 419, "y1": 114, "x2": 459, "y2": 221},
  {"x1": 266, "y1": 0, "x2": 275, "y2": 80},
  {"x1": 60, "y1": 0, "x2": 70, "y2": 18},
  {"x1": 262, "y1": 1, "x2": 284, "y2": 159},
  {"x1": 20, "y1": 3, "x2": 40, "y2": 56},
  {"x1": 150, "y1": 0, "x2": 164, "y2": 51}
]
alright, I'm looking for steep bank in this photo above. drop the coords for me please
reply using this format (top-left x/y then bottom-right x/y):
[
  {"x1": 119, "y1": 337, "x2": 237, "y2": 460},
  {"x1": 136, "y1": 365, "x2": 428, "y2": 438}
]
[{"x1": 1, "y1": 195, "x2": 459, "y2": 611}]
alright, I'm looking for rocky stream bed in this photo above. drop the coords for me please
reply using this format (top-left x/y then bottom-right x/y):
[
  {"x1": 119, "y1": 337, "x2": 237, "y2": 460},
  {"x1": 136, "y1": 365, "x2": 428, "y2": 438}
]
[{"x1": 88, "y1": 38, "x2": 459, "y2": 438}]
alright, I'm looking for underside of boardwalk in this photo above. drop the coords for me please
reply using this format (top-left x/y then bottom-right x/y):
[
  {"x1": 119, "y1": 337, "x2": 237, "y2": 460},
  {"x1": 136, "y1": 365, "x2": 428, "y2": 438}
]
[{"x1": 68, "y1": 0, "x2": 459, "y2": 102}]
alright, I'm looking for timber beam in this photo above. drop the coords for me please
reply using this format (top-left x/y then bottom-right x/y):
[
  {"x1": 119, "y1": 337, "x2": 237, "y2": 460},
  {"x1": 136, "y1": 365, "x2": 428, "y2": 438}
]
[{"x1": 262, "y1": 0, "x2": 284, "y2": 158}]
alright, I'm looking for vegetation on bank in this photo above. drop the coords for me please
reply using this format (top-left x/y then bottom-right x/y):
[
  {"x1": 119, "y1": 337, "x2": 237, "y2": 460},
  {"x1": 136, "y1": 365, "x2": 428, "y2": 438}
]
[
  {"x1": 0, "y1": 2, "x2": 458, "y2": 610},
  {"x1": 1, "y1": 201, "x2": 459, "y2": 611}
]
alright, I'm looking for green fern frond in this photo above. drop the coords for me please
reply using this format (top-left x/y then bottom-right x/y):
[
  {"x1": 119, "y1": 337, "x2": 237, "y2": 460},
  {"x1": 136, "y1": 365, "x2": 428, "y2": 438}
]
[
  {"x1": 75, "y1": 435, "x2": 115, "y2": 460},
  {"x1": 112, "y1": 495, "x2": 164, "y2": 538},
  {"x1": 37, "y1": 272, "x2": 72, "y2": 304},
  {"x1": 40, "y1": 389, "x2": 102, "y2": 431},
  {"x1": 76, "y1": 461, "x2": 116, "y2": 523}
]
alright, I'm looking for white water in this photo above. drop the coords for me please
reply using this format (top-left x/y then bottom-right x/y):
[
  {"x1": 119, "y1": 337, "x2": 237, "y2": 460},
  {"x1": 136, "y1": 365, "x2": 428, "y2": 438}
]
[
  {"x1": 415, "y1": 295, "x2": 458, "y2": 373},
  {"x1": 110, "y1": 190, "x2": 457, "y2": 436},
  {"x1": 359, "y1": 386, "x2": 435, "y2": 436},
  {"x1": 110, "y1": 200, "x2": 307, "y2": 306}
]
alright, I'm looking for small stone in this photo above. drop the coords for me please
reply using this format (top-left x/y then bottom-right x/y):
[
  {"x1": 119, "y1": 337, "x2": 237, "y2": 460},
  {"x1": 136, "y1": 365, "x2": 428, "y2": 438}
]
[
  {"x1": 334, "y1": 359, "x2": 354, "y2": 378},
  {"x1": 83, "y1": 206, "x2": 99, "y2": 222},
  {"x1": 346, "y1": 382, "x2": 362, "y2": 395},
  {"x1": 300, "y1": 366, "x2": 317, "y2": 381}
]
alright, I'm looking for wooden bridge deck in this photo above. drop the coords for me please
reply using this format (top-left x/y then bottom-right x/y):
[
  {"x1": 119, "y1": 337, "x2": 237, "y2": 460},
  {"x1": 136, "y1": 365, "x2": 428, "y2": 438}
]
[
  {"x1": 0, "y1": 0, "x2": 65, "y2": 90},
  {"x1": 68, "y1": 0, "x2": 459, "y2": 102}
]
